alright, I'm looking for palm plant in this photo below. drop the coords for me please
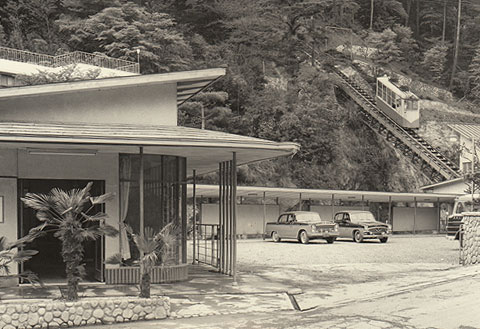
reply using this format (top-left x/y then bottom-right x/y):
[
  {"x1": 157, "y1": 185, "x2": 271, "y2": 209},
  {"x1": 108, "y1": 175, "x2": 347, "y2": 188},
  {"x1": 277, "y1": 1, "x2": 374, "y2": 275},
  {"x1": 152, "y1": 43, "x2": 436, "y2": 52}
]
[
  {"x1": 0, "y1": 234, "x2": 41, "y2": 286},
  {"x1": 129, "y1": 223, "x2": 177, "y2": 298},
  {"x1": 21, "y1": 182, "x2": 118, "y2": 301}
]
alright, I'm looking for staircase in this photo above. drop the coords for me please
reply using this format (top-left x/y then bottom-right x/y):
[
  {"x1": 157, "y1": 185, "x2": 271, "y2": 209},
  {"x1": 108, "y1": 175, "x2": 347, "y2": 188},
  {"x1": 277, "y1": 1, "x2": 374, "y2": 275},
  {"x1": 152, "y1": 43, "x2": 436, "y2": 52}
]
[{"x1": 333, "y1": 67, "x2": 461, "y2": 183}]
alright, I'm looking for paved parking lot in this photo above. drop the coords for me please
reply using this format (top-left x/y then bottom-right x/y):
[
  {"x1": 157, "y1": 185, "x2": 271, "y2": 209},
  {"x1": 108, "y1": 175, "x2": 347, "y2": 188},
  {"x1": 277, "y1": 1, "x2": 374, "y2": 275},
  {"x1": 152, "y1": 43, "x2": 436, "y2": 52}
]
[{"x1": 237, "y1": 235, "x2": 459, "y2": 268}]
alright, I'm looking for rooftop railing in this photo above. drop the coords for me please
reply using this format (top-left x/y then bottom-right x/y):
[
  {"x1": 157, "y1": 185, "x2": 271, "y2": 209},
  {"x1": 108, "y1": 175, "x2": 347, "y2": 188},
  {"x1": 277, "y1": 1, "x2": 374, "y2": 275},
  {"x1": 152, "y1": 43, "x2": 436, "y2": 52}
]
[{"x1": 0, "y1": 46, "x2": 139, "y2": 74}]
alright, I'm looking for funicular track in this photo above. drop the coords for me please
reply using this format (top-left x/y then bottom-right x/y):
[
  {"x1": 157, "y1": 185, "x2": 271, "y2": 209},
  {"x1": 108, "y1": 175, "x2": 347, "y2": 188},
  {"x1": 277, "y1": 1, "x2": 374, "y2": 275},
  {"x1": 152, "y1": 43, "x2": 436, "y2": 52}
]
[{"x1": 333, "y1": 68, "x2": 461, "y2": 183}]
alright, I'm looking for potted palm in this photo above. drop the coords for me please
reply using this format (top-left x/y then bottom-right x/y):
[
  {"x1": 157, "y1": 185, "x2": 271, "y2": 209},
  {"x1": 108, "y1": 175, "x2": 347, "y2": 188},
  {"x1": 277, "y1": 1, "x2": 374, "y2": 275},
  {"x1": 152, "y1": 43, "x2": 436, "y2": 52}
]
[
  {"x1": 0, "y1": 233, "x2": 41, "y2": 287},
  {"x1": 21, "y1": 182, "x2": 118, "y2": 301},
  {"x1": 128, "y1": 223, "x2": 177, "y2": 298}
]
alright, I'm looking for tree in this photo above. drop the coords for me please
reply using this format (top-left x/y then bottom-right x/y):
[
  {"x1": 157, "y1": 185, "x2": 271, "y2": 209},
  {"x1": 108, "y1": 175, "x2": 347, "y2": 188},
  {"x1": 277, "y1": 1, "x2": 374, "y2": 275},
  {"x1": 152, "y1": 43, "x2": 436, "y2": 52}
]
[
  {"x1": 366, "y1": 28, "x2": 402, "y2": 64},
  {"x1": 21, "y1": 182, "x2": 118, "y2": 301},
  {"x1": 468, "y1": 45, "x2": 480, "y2": 102},
  {"x1": 128, "y1": 223, "x2": 177, "y2": 298},
  {"x1": 0, "y1": 234, "x2": 41, "y2": 286},
  {"x1": 178, "y1": 91, "x2": 232, "y2": 130},
  {"x1": 57, "y1": 2, "x2": 192, "y2": 73},
  {"x1": 422, "y1": 43, "x2": 448, "y2": 83},
  {"x1": 15, "y1": 64, "x2": 101, "y2": 86}
]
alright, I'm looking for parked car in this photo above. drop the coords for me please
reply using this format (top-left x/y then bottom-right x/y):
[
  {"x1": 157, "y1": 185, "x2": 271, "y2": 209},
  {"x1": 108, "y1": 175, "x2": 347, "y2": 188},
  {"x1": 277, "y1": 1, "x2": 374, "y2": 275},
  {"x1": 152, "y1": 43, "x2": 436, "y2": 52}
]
[
  {"x1": 265, "y1": 211, "x2": 339, "y2": 244},
  {"x1": 333, "y1": 210, "x2": 391, "y2": 243}
]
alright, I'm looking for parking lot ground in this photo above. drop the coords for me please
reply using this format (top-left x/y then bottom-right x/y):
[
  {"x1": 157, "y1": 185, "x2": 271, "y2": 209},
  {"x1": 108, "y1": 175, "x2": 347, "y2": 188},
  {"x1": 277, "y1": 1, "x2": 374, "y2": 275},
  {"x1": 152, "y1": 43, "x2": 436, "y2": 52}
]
[{"x1": 62, "y1": 236, "x2": 480, "y2": 328}]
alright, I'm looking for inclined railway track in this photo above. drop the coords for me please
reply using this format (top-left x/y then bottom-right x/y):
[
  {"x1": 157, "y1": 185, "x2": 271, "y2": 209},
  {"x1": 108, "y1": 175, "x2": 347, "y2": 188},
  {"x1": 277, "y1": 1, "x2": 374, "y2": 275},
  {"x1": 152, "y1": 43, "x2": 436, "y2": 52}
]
[{"x1": 333, "y1": 68, "x2": 461, "y2": 183}]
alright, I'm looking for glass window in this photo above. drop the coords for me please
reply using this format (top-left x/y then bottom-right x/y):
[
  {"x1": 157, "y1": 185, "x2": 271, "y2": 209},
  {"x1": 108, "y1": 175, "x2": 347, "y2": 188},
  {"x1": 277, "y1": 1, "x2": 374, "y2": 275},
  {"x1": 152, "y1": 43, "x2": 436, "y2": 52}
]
[
  {"x1": 295, "y1": 212, "x2": 321, "y2": 223},
  {"x1": 349, "y1": 212, "x2": 376, "y2": 222},
  {"x1": 120, "y1": 153, "x2": 186, "y2": 264},
  {"x1": 278, "y1": 215, "x2": 288, "y2": 224}
]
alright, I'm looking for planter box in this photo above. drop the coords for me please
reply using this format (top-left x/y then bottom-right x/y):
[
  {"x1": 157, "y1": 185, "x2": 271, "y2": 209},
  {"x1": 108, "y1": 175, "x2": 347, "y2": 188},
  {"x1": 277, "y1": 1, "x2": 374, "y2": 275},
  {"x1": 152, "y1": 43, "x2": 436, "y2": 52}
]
[{"x1": 105, "y1": 264, "x2": 188, "y2": 284}]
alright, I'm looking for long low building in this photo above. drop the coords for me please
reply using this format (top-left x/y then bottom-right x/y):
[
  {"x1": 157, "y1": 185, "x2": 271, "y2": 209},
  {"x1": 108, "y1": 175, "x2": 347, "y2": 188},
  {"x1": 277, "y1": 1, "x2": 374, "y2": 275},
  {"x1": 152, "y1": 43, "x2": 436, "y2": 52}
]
[{"x1": 188, "y1": 185, "x2": 461, "y2": 235}]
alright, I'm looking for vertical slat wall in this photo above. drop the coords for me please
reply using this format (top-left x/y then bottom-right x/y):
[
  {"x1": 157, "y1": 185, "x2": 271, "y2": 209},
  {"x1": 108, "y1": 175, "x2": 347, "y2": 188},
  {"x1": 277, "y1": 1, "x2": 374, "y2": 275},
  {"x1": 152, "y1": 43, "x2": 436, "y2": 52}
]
[{"x1": 217, "y1": 155, "x2": 237, "y2": 278}]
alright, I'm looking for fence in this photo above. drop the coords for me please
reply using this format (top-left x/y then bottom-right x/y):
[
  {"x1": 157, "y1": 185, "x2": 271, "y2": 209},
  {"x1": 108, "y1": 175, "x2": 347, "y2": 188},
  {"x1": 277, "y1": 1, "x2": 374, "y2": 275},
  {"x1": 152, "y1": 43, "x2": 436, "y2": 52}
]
[
  {"x1": 194, "y1": 224, "x2": 220, "y2": 268},
  {"x1": 0, "y1": 46, "x2": 139, "y2": 74}
]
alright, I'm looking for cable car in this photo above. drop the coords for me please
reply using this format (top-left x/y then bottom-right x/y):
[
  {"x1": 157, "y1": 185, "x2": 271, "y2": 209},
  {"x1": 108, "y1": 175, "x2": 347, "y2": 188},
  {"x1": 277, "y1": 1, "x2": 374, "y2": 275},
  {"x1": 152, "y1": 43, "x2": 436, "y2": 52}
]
[{"x1": 376, "y1": 76, "x2": 419, "y2": 129}]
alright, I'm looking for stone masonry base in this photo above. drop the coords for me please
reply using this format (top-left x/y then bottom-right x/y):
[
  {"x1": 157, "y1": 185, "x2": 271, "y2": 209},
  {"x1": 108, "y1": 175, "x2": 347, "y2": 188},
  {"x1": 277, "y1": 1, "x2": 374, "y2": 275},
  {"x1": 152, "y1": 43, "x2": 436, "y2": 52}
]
[
  {"x1": 0, "y1": 296, "x2": 169, "y2": 329},
  {"x1": 460, "y1": 214, "x2": 480, "y2": 265}
]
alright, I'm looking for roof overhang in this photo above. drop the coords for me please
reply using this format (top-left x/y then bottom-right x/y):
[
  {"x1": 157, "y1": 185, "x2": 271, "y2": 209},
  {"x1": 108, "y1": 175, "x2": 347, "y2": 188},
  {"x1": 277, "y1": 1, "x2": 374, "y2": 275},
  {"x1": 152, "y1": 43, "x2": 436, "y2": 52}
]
[
  {"x1": 188, "y1": 184, "x2": 460, "y2": 203},
  {"x1": 0, "y1": 122, "x2": 298, "y2": 174},
  {"x1": 420, "y1": 177, "x2": 465, "y2": 191},
  {"x1": 0, "y1": 68, "x2": 226, "y2": 106},
  {"x1": 448, "y1": 123, "x2": 480, "y2": 140}
]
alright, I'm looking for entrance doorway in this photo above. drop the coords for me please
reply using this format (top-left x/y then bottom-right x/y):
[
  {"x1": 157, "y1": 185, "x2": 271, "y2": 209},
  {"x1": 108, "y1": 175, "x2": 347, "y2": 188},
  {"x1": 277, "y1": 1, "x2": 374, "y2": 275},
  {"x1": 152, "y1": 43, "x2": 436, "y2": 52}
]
[{"x1": 18, "y1": 179, "x2": 105, "y2": 283}]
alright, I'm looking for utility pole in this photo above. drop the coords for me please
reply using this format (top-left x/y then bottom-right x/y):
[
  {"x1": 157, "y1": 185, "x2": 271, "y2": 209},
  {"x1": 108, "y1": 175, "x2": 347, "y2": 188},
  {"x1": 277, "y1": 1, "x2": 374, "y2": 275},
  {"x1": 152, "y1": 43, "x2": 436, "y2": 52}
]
[
  {"x1": 369, "y1": 0, "x2": 374, "y2": 30},
  {"x1": 472, "y1": 136, "x2": 476, "y2": 211},
  {"x1": 450, "y1": 0, "x2": 462, "y2": 90},
  {"x1": 442, "y1": 0, "x2": 447, "y2": 43}
]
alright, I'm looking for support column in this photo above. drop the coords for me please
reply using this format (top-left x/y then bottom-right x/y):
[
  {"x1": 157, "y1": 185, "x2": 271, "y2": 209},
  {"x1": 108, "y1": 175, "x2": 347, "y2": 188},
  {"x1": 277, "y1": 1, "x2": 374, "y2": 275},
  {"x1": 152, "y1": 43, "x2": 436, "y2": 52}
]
[
  {"x1": 298, "y1": 193, "x2": 302, "y2": 211},
  {"x1": 361, "y1": 195, "x2": 365, "y2": 211},
  {"x1": 218, "y1": 163, "x2": 223, "y2": 273},
  {"x1": 139, "y1": 147, "x2": 144, "y2": 235},
  {"x1": 413, "y1": 197, "x2": 417, "y2": 234},
  {"x1": 262, "y1": 192, "x2": 266, "y2": 240},
  {"x1": 192, "y1": 170, "x2": 197, "y2": 264},
  {"x1": 232, "y1": 153, "x2": 237, "y2": 283},
  {"x1": 388, "y1": 196, "x2": 392, "y2": 231},
  {"x1": 437, "y1": 197, "x2": 441, "y2": 233},
  {"x1": 331, "y1": 194, "x2": 335, "y2": 221}
]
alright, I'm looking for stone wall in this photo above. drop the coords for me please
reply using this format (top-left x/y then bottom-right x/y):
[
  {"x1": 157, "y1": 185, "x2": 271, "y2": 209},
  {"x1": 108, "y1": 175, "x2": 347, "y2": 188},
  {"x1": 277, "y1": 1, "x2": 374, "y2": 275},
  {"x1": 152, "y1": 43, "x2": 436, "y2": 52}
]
[
  {"x1": 460, "y1": 214, "x2": 480, "y2": 265},
  {"x1": 0, "y1": 296, "x2": 169, "y2": 329}
]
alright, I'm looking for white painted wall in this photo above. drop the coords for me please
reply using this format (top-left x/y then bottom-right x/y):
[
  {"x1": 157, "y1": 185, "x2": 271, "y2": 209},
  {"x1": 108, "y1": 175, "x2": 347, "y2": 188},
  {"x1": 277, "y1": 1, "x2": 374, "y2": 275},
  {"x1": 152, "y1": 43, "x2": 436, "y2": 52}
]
[
  {"x1": 0, "y1": 83, "x2": 177, "y2": 126},
  {"x1": 0, "y1": 177, "x2": 19, "y2": 275},
  {"x1": 392, "y1": 207, "x2": 438, "y2": 232},
  {"x1": 201, "y1": 204, "x2": 280, "y2": 235}
]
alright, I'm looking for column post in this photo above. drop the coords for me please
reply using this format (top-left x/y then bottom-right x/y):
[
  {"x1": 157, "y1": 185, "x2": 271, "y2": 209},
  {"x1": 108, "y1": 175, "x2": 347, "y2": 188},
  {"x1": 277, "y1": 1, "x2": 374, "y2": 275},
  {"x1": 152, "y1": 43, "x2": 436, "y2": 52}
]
[
  {"x1": 262, "y1": 192, "x2": 267, "y2": 240},
  {"x1": 192, "y1": 170, "x2": 197, "y2": 264},
  {"x1": 232, "y1": 152, "x2": 237, "y2": 283},
  {"x1": 413, "y1": 197, "x2": 417, "y2": 234}
]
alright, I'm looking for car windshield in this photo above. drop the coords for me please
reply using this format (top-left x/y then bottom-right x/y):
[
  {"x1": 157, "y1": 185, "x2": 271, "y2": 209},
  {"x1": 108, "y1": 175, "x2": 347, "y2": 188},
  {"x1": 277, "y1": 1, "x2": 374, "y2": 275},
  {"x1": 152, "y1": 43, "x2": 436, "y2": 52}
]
[
  {"x1": 349, "y1": 212, "x2": 376, "y2": 222},
  {"x1": 455, "y1": 201, "x2": 480, "y2": 213},
  {"x1": 295, "y1": 212, "x2": 322, "y2": 223}
]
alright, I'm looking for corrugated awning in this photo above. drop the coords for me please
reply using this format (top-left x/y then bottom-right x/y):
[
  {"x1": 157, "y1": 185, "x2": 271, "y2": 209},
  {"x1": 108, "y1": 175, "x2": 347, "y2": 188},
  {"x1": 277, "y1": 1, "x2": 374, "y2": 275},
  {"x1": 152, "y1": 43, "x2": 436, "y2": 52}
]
[
  {"x1": 188, "y1": 184, "x2": 460, "y2": 203},
  {"x1": 0, "y1": 121, "x2": 299, "y2": 174},
  {"x1": 448, "y1": 123, "x2": 480, "y2": 140}
]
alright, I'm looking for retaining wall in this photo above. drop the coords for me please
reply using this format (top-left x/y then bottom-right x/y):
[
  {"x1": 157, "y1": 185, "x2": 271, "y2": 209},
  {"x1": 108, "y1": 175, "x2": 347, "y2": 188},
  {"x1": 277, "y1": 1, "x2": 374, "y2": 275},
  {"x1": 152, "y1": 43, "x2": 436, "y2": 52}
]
[
  {"x1": 460, "y1": 213, "x2": 480, "y2": 265},
  {"x1": 0, "y1": 296, "x2": 169, "y2": 329}
]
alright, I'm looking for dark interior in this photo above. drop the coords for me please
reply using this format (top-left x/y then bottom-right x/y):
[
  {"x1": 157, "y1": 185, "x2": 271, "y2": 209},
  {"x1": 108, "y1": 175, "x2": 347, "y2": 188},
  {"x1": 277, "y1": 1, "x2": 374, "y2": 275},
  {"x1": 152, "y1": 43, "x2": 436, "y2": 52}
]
[{"x1": 19, "y1": 179, "x2": 104, "y2": 283}]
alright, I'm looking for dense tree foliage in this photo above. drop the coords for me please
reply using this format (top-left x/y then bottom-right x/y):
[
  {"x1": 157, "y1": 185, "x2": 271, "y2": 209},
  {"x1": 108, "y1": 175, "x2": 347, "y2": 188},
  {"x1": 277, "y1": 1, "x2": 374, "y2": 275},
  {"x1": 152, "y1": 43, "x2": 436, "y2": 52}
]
[{"x1": 1, "y1": 0, "x2": 480, "y2": 191}]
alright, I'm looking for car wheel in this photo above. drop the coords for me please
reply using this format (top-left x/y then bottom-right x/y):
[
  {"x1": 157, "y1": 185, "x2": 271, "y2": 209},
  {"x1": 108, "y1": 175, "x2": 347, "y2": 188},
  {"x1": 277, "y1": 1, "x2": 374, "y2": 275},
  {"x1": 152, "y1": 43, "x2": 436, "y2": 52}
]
[
  {"x1": 326, "y1": 237, "x2": 335, "y2": 244},
  {"x1": 299, "y1": 231, "x2": 309, "y2": 244},
  {"x1": 379, "y1": 237, "x2": 388, "y2": 243},
  {"x1": 353, "y1": 230, "x2": 363, "y2": 243},
  {"x1": 271, "y1": 231, "x2": 281, "y2": 243}
]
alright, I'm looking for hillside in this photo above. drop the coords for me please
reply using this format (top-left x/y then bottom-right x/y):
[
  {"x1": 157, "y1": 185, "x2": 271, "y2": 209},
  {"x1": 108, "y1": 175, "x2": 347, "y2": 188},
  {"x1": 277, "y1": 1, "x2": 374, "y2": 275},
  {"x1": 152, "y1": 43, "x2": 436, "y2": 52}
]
[{"x1": 1, "y1": 0, "x2": 479, "y2": 191}]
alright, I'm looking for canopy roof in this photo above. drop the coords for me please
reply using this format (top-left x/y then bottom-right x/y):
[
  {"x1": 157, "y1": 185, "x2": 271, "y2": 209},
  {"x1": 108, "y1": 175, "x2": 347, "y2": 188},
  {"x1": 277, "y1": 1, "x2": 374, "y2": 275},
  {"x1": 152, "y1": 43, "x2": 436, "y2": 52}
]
[
  {"x1": 448, "y1": 123, "x2": 480, "y2": 140},
  {"x1": 0, "y1": 121, "x2": 298, "y2": 174},
  {"x1": 188, "y1": 184, "x2": 460, "y2": 203},
  {"x1": 0, "y1": 68, "x2": 225, "y2": 106}
]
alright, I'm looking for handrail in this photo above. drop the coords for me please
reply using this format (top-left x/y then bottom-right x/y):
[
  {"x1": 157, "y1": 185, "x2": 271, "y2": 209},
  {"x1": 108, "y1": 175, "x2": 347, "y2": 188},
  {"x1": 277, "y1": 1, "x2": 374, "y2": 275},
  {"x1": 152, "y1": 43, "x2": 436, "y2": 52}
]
[{"x1": 0, "y1": 46, "x2": 139, "y2": 74}]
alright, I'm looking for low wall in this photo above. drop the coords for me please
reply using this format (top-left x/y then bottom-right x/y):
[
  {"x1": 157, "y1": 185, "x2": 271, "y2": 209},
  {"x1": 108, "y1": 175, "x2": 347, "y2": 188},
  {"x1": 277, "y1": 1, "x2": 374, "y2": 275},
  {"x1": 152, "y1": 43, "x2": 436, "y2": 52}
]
[
  {"x1": 0, "y1": 296, "x2": 169, "y2": 328},
  {"x1": 460, "y1": 213, "x2": 480, "y2": 265},
  {"x1": 392, "y1": 207, "x2": 438, "y2": 232},
  {"x1": 105, "y1": 264, "x2": 188, "y2": 284}
]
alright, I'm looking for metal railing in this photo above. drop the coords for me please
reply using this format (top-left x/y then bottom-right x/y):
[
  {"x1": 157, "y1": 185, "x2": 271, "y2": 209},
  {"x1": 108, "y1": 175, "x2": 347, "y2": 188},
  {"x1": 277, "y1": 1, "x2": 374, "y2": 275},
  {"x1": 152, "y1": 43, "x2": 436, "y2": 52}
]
[
  {"x1": 194, "y1": 224, "x2": 220, "y2": 268},
  {"x1": 0, "y1": 46, "x2": 139, "y2": 74}
]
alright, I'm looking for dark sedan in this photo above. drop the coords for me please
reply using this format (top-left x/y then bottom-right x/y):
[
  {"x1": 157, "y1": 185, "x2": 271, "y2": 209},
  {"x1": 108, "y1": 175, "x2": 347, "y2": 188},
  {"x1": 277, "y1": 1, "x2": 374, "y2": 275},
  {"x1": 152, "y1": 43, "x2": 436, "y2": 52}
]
[{"x1": 334, "y1": 210, "x2": 391, "y2": 243}]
